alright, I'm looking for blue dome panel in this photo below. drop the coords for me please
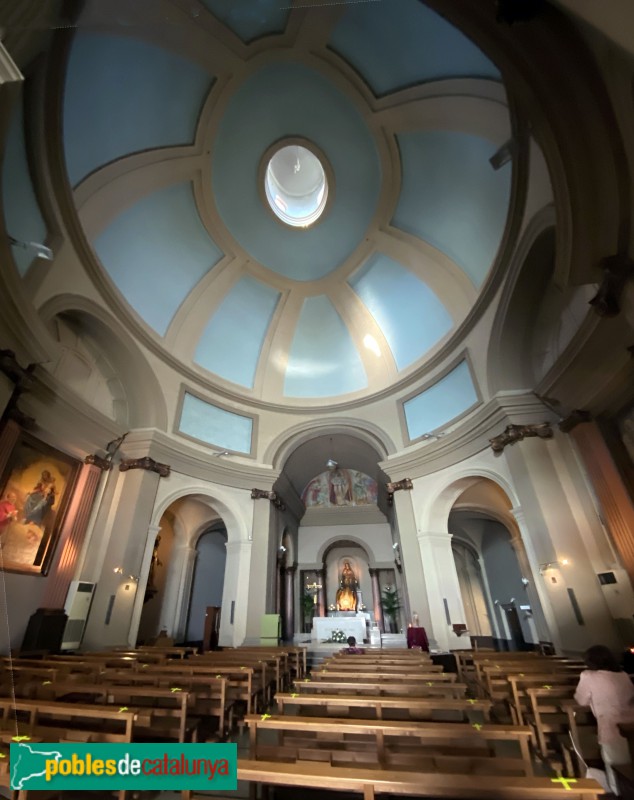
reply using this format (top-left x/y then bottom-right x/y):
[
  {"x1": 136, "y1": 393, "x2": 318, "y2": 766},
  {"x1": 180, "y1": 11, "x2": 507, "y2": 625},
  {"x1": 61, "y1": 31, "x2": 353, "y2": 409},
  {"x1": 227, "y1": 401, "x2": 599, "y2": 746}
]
[
  {"x1": 393, "y1": 131, "x2": 511, "y2": 287},
  {"x1": 329, "y1": 0, "x2": 499, "y2": 97},
  {"x1": 403, "y1": 360, "x2": 479, "y2": 440},
  {"x1": 212, "y1": 63, "x2": 381, "y2": 281},
  {"x1": 350, "y1": 253, "x2": 453, "y2": 370},
  {"x1": 2, "y1": 93, "x2": 48, "y2": 276},
  {"x1": 285, "y1": 296, "x2": 367, "y2": 397},
  {"x1": 194, "y1": 276, "x2": 280, "y2": 387},
  {"x1": 93, "y1": 182, "x2": 223, "y2": 336},
  {"x1": 179, "y1": 392, "x2": 253, "y2": 452},
  {"x1": 201, "y1": 0, "x2": 289, "y2": 42},
  {"x1": 64, "y1": 33, "x2": 213, "y2": 186}
]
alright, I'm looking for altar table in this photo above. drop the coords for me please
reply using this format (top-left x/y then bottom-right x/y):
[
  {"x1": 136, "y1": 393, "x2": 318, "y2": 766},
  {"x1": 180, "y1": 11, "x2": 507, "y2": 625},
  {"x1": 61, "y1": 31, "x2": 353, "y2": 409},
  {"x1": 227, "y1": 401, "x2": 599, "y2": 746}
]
[{"x1": 312, "y1": 616, "x2": 367, "y2": 643}]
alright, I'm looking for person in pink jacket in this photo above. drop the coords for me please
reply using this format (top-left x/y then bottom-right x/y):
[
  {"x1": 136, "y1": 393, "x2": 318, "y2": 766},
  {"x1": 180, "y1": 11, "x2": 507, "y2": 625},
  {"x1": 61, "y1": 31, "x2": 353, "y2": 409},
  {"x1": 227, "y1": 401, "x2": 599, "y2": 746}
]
[{"x1": 574, "y1": 645, "x2": 634, "y2": 795}]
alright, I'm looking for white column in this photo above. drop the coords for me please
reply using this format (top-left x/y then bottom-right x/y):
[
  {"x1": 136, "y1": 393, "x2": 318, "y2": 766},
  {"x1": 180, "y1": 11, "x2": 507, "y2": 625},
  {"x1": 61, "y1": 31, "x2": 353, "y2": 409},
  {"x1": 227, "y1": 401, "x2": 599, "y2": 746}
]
[
  {"x1": 505, "y1": 434, "x2": 622, "y2": 652},
  {"x1": 418, "y1": 531, "x2": 470, "y2": 651},
  {"x1": 128, "y1": 524, "x2": 161, "y2": 645},
  {"x1": 221, "y1": 540, "x2": 253, "y2": 646},
  {"x1": 392, "y1": 491, "x2": 432, "y2": 632},
  {"x1": 158, "y1": 542, "x2": 197, "y2": 642}
]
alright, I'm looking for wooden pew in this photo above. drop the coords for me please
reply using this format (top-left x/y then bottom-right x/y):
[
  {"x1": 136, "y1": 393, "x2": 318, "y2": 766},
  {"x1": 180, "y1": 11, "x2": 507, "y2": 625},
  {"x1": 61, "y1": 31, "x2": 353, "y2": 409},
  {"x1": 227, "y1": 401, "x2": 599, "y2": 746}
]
[
  {"x1": 294, "y1": 680, "x2": 467, "y2": 699},
  {"x1": 480, "y1": 663, "x2": 581, "y2": 704},
  {"x1": 135, "y1": 644, "x2": 197, "y2": 659},
  {"x1": 25, "y1": 681, "x2": 198, "y2": 743},
  {"x1": 0, "y1": 696, "x2": 139, "y2": 742},
  {"x1": 192, "y1": 653, "x2": 278, "y2": 700},
  {"x1": 276, "y1": 692, "x2": 492, "y2": 721},
  {"x1": 226, "y1": 645, "x2": 308, "y2": 680},
  {"x1": 526, "y1": 686, "x2": 577, "y2": 773},
  {"x1": 100, "y1": 669, "x2": 230, "y2": 737},
  {"x1": 319, "y1": 664, "x2": 443, "y2": 676},
  {"x1": 237, "y1": 760, "x2": 604, "y2": 799},
  {"x1": 312, "y1": 669, "x2": 451, "y2": 681},
  {"x1": 245, "y1": 713, "x2": 534, "y2": 774},
  {"x1": 507, "y1": 673, "x2": 579, "y2": 725}
]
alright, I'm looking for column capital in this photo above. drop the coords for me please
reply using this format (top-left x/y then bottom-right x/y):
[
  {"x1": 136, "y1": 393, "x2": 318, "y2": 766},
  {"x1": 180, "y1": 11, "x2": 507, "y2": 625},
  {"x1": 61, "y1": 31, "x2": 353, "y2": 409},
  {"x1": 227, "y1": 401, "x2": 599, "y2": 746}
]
[
  {"x1": 251, "y1": 487, "x2": 286, "y2": 510},
  {"x1": 120, "y1": 456, "x2": 170, "y2": 477},
  {"x1": 417, "y1": 530, "x2": 452, "y2": 543},
  {"x1": 84, "y1": 453, "x2": 112, "y2": 470},
  {"x1": 225, "y1": 540, "x2": 252, "y2": 555},
  {"x1": 386, "y1": 478, "x2": 413, "y2": 506},
  {"x1": 510, "y1": 506, "x2": 525, "y2": 524},
  {"x1": 489, "y1": 422, "x2": 553, "y2": 454}
]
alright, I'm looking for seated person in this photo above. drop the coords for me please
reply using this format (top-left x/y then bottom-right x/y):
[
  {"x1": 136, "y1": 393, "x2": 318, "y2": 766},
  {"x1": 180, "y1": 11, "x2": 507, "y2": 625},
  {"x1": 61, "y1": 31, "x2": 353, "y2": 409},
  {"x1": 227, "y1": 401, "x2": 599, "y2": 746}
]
[
  {"x1": 574, "y1": 644, "x2": 634, "y2": 796},
  {"x1": 341, "y1": 636, "x2": 365, "y2": 654}
]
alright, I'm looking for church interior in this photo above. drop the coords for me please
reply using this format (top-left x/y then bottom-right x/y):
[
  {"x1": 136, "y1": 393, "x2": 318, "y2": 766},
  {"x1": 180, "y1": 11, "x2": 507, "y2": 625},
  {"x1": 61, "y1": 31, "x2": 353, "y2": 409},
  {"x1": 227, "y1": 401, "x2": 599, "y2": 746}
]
[{"x1": 1, "y1": 0, "x2": 634, "y2": 796}]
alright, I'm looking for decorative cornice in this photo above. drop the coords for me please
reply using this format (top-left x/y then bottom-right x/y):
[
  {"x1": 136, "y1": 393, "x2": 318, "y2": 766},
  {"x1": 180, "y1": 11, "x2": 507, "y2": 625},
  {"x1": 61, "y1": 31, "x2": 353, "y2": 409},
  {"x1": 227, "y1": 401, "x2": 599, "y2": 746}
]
[
  {"x1": 381, "y1": 391, "x2": 555, "y2": 481},
  {"x1": 489, "y1": 422, "x2": 553, "y2": 454},
  {"x1": 558, "y1": 409, "x2": 592, "y2": 434},
  {"x1": 251, "y1": 488, "x2": 286, "y2": 511},
  {"x1": 120, "y1": 456, "x2": 171, "y2": 478},
  {"x1": 589, "y1": 254, "x2": 634, "y2": 318},
  {"x1": 84, "y1": 453, "x2": 112, "y2": 471}
]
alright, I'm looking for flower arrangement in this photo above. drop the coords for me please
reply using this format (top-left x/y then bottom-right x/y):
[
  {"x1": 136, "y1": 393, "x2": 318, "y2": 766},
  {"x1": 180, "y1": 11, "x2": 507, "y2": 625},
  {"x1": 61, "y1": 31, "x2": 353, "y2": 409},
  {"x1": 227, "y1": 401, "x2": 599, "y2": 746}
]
[{"x1": 329, "y1": 629, "x2": 346, "y2": 643}]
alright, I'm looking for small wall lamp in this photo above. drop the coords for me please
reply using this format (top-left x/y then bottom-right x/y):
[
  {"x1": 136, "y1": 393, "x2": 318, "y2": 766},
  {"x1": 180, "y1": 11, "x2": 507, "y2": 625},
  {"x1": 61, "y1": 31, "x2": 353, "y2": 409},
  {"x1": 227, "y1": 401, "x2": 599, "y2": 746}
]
[{"x1": 113, "y1": 566, "x2": 123, "y2": 574}]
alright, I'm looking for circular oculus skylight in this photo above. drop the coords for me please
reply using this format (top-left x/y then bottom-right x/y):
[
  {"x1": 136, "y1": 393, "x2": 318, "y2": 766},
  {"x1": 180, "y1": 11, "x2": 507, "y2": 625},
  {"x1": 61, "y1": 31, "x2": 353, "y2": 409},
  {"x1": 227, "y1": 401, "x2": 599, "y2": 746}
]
[{"x1": 264, "y1": 144, "x2": 328, "y2": 228}]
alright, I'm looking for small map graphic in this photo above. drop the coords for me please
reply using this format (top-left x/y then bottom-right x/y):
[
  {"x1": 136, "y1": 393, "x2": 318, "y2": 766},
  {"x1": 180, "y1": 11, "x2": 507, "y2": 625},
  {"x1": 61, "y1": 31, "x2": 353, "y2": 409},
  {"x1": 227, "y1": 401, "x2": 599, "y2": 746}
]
[{"x1": 11, "y1": 742, "x2": 63, "y2": 789}]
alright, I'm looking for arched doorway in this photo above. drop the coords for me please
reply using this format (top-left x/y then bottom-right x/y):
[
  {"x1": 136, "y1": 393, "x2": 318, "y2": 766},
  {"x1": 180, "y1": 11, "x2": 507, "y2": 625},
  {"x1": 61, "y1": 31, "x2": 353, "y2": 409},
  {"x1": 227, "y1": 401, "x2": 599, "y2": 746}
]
[
  {"x1": 186, "y1": 525, "x2": 227, "y2": 647},
  {"x1": 448, "y1": 479, "x2": 548, "y2": 651}
]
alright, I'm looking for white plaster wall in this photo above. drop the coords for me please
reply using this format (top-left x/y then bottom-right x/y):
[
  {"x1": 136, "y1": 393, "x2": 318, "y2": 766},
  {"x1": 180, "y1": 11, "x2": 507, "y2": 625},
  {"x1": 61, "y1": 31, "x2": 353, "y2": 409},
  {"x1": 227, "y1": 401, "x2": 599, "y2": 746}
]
[{"x1": 298, "y1": 522, "x2": 394, "y2": 565}]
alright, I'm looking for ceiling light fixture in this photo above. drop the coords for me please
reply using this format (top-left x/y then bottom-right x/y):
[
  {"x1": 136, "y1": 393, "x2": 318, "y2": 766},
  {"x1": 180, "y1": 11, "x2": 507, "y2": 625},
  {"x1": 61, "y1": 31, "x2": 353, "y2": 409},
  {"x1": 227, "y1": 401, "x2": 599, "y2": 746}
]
[{"x1": 326, "y1": 459, "x2": 338, "y2": 470}]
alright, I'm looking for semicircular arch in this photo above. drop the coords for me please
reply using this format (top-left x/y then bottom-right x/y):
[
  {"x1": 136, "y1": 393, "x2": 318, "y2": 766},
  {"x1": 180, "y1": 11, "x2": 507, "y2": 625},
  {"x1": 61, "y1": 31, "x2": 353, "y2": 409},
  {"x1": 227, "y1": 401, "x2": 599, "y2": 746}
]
[
  {"x1": 38, "y1": 293, "x2": 168, "y2": 430},
  {"x1": 421, "y1": 468, "x2": 520, "y2": 533}
]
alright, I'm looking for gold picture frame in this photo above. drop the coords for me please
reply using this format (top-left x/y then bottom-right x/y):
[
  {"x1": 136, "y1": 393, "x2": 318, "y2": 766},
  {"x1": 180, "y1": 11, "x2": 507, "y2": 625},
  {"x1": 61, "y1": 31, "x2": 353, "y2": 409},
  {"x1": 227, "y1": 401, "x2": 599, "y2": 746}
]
[{"x1": 0, "y1": 432, "x2": 80, "y2": 575}]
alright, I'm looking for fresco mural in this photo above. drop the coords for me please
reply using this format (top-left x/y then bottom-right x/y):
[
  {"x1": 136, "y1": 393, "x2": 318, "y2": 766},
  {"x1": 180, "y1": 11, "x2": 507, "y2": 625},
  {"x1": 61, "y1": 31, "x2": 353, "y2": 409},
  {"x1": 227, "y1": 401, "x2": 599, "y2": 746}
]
[{"x1": 302, "y1": 469, "x2": 378, "y2": 508}]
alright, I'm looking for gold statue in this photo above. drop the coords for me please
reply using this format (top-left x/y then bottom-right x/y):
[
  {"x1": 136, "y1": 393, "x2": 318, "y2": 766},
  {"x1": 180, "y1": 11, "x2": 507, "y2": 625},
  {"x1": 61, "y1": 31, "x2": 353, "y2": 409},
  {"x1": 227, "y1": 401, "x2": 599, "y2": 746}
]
[{"x1": 336, "y1": 560, "x2": 358, "y2": 612}]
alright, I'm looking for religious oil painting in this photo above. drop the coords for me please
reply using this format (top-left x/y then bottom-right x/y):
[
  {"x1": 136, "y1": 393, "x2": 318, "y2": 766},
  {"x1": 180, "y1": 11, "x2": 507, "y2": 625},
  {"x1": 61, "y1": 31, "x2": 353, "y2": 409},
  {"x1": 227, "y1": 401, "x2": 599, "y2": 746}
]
[
  {"x1": 0, "y1": 433, "x2": 79, "y2": 575},
  {"x1": 302, "y1": 469, "x2": 378, "y2": 508}
]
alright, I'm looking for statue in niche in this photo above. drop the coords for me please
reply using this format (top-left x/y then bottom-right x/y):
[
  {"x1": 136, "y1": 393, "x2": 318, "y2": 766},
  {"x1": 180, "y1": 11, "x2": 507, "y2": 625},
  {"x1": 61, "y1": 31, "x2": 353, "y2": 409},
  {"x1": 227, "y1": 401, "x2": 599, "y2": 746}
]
[{"x1": 336, "y1": 560, "x2": 358, "y2": 612}]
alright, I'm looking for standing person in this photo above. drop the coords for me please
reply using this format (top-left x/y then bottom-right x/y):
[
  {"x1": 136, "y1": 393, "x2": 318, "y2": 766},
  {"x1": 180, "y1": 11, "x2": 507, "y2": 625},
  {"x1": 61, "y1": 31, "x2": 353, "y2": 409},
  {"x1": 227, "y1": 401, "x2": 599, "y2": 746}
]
[{"x1": 574, "y1": 645, "x2": 634, "y2": 795}]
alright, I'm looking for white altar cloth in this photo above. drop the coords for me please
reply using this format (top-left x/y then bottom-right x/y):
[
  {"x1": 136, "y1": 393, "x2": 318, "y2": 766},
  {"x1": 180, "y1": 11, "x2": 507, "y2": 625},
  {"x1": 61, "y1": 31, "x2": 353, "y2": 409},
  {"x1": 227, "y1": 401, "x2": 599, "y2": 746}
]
[{"x1": 312, "y1": 616, "x2": 367, "y2": 643}]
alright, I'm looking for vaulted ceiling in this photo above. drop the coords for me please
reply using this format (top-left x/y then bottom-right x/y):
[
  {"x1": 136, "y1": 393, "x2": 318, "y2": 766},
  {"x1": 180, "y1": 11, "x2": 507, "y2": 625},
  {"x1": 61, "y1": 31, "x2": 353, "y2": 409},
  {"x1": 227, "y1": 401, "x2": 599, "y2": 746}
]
[{"x1": 58, "y1": 0, "x2": 514, "y2": 405}]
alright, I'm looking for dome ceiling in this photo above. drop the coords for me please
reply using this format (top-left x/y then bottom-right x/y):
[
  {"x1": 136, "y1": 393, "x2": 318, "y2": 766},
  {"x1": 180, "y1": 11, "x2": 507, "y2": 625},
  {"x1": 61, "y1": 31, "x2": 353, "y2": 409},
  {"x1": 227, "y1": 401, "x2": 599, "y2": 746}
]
[{"x1": 62, "y1": 0, "x2": 513, "y2": 405}]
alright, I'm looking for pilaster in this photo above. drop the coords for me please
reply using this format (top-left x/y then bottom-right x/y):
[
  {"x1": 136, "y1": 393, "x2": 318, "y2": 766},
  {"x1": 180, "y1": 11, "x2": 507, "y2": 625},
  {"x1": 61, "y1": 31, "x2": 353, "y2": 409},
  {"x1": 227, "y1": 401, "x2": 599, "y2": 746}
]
[
  {"x1": 417, "y1": 531, "x2": 469, "y2": 651},
  {"x1": 222, "y1": 540, "x2": 253, "y2": 646},
  {"x1": 391, "y1": 489, "x2": 431, "y2": 633},
  {"x1": 505, "y1": 434, "x2": 622, "y2": 651},
  {"x1": 81, "y1": 466, "x2": 162, "y2": 650}
]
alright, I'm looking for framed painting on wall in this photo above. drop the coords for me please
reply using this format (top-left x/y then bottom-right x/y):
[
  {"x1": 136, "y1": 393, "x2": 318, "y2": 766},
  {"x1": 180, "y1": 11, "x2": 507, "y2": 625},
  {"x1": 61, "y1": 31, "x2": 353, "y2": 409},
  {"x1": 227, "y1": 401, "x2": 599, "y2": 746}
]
[{"x1": 0, "y1": 432, "x2": 80, "y2": 575}]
